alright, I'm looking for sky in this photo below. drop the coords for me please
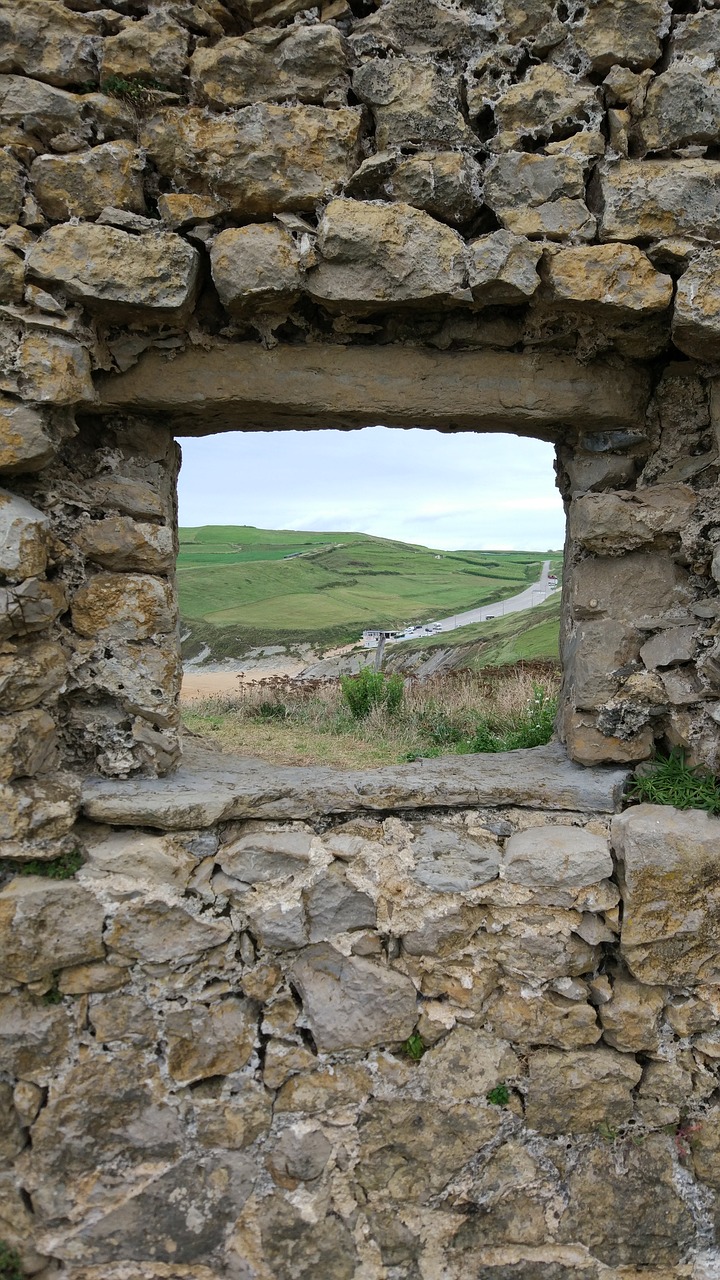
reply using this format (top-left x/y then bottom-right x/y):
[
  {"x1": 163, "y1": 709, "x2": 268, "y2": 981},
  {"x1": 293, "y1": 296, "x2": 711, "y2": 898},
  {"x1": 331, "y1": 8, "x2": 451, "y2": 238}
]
[{"x1": 177, "y1": 427, "x2": 566, "y2": 551}]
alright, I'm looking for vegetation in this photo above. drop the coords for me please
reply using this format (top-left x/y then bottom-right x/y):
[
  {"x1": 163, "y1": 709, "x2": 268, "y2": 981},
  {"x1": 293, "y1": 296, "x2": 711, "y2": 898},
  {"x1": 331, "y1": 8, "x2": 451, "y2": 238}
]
[
  {"x1": 391, "y1": 591, "x2": 562, "y2": 668},
  {"x1": 628, "y1": 751, "x2": 720, "y2": 814},
  {"x1": 402, "y1": 1032, "x2": 427, "y2": 1062},
  {"x1": 178, "y1": 525, "x2": 560, "y2": 660},
  {"x1": 0, "y1": 1243, "x2": 23, "y2": 1280},
  {"x1": 341, "y1": 668, "x2": 404, "y2": 719},
  {"x1": 0, "y1": 848, "x2": 83, "y2": 880},
  {"x1": 182, "y1": 664, "x2": 560, "y2": 768},
  {"x1": 487, "y1": 1084, "x2": 510, "y2": 1106},
  {"x1": 101, "y1": 75, "x2": 176, "y2": 103}
]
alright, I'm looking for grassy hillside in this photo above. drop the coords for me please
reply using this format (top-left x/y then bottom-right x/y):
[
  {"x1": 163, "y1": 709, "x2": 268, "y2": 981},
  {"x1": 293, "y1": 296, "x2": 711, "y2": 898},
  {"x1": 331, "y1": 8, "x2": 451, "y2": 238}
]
[
  {"x1": 389, "y1": 592, "x2": 562, "y2": 669},
  {"x1": 178, "y1": 525, "x2": 561, "y2": 658}
]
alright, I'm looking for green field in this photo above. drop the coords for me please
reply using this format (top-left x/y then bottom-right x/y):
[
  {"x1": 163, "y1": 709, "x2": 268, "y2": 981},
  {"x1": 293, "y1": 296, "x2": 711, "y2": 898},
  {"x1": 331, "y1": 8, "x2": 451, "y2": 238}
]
[
  {"x1": 178, "y1": 525, "x2": 562, "y2": 658},
  {"x1": 390, "y1": 592, "x2": 562, "y2": 668}
]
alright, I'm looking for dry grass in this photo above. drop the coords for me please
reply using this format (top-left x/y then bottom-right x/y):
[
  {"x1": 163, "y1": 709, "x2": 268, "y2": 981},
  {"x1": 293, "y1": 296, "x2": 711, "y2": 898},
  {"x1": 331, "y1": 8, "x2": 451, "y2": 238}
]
[{"x1": 182, "y1": 662, "x2": 561, "y2": 768}]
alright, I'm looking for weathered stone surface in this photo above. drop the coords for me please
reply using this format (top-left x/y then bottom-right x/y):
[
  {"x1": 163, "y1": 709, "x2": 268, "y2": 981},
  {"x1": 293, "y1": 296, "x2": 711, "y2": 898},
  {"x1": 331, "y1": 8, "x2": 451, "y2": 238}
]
[
  {"x1": 105, "y1": 898, "x2": 231, "y2": 965},
  {"x1": 0, "y1": 489, "x2": 48, "y2": 581},
  {"x1": 0, "y1": 0, "x2": 101, "y2": 88},
  {"x1": 193, "y1": 1080, "x2": 272, "y2": 1150},
  {"x1": 26, "y1": 225, "x2": 200, "y2": 323},
  {"x1": 100, "y1": 12, "x2": 189, "y2": 92},
  {"x1": 410, "y1": 820, "x2": 501, "y2": 891},
  {"x1": 191, "y1": 25, "x2": 347, "y2": 109},
  {"x1": 599, "y1": 972, "x2": 665, "y2": 1051},
  {"x1": 308, "y1": 199, "x2": 468, "y2": 309},
  {"x1": 467, "y1": 231, "x2": 541, "y2": 305},
  {"x1": 158, "y1": 191, "x2": 226, "y2": 229},
  {"x1": 219, "y1": 825, "x2": 312, "y2": 882},
  {"x1": 76, "y1": 516, "x2": 174, "y2": 573},
  {"x1": 210, "y1": 224, "x2": 304, "y2": 314},
  {"x1": 0, "y1": 877, "x2": 105, "y2": 982},
  {"x1": 30, "y1": 142, "x2": 145, "y2": 223},
  {"x1": 141, "y1": 104, "x2": 363, "y2": 217},
  {"x1": 640, "y1": 625, "x2": 696, "y2": 668},
  {"x1": 672, "y1": 251, "x2": 720, "y2": 362},
  {"x1": 247, "y1": 898, "x2": 308, "y2": 950},
  {"x1": 291, "y1": 942, "x2": 416, "y2": 1050},
  {"x1": 267, "y1": 1125, "x2": 332, "y2": 1188},
  {"x1": 566, "y1": 620, "x2": 642, "y2": 709},
  {"x1": 16, "y1": 331, "x2": 93, "y2": 404},
  {"x1": 572, "y1": 485, "x2": 696, "y2": 559},
  {"x1": 599, "y1": 160, "x2": 720, "y2": 242},
  {"x1": 639, "y1": 64, "x2": 720, "y2": 154},
  {"x1": 419, "y1": 1025, "x2": 520, "y2": 1098},
  {"x1": 614, "y1": 804, "x2": 720, "y2": 985},
  {"x1": 353, "y1": 0, "x2": 490, "y2": 58},
  {"x1": 353, "y1": 58, "x2": 474, "y2": 148},
  {"x1": 386, "y1": 151, "x2": 483, "y2": 227},
  {"x1": 0, "y1": 245, "x2": 23, "y2": 303},
  {"x1": 503, "y1": 825, "x2": 612, "y2": 889},
  {"x1": 0, "y1": 991, "x2": 70, "y2": 1084},
  {"x1": 545, "y1": 244, "x2": 672, "y2": 316},
  {"x1": 71, "y1": 573, "x2": 174, "y2": 640},
  {"x1": 165, "y1": 998, "x2": 256, "y2": 1084},
  {"x1": 493, "y1": 65, "x2": 601, "y2": 145},
  {"x1": 485, "y1": 153, "x2": 595, "y2": 241},
  {"x1": 81, "y1": 741, "x2": 629, "y2": 828},
  {"x1": 486, "y1": 981, "x2": 601, "y2": 1048},
  {"x1": 572, "y1": 552, "x2": 691, "y2": 621},
  {"x1": 572, "y1": 0, "x2": 668, "y2": 71},
  {"x1": 525, "y1": 1045, "x2": 642, "y2": 1134},
  {"x1": 0, "y1": 399, "x2": 54, "y2": 475},
  {"x1": 0, "y1": 707, "x2": 57, "y2": 780},
  {"x1": 562, "y1": 710, "x2": 654, "y2": 766},
  {"x1": 257, "y1": 1195, "x2": 357, "y2": 1280},
  {"x1": 0, "y1": 151, "x2": 23, "y2": 227},
  {"x1": 0, "y1": 577, "x2": 67, "y2": 640},
  {"x1": 304, "y1": 867, "x2": 375, "y2": 941},
  {"x1": 80, "y1": 827, "x2": 197, "y2": 893},
  {"x1": 68, "y1": 637, "x2": 179, "y2": 728}
]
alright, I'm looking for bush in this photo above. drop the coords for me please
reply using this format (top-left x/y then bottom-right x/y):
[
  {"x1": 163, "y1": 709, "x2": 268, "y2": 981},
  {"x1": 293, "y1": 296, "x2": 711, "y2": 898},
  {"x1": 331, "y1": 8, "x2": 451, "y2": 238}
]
[
  {"x1": 628, "y1": 751, "x2": 720, "y2": 814},
  {"x1": 0, "y1": 1242, "x2": 24, "y2": 1280},
  {"x1": 340, "y1": 668, "x2": 404, "y2": 720},
  {"x1": 466, "y1": 683, "x2": 557, "y2": 753}
]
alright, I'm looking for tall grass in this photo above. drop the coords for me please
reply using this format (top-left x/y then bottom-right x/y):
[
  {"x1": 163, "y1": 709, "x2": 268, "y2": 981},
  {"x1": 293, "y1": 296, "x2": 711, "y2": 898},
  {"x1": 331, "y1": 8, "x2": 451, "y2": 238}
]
[{"x1": 182, "y1": 663, "x2": 560, "y2": 767}]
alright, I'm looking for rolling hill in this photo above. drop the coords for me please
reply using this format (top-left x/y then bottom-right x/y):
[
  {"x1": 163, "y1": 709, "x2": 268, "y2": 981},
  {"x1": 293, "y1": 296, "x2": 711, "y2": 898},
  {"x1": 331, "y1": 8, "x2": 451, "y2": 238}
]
[{"x1": 178, "y1": 525, "x2": 562, "y2": 660}]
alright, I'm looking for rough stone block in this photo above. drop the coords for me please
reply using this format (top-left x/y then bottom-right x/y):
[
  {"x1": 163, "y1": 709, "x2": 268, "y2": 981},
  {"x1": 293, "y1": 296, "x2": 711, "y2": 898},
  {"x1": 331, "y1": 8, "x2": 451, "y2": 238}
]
[
  {"x1": 569, "y1": 484, "x2": 696, "y2": 555},
  {"x1": 30, "y1": 142, "x2": 145, "y2": 222},
  {"x1": 545, "y1": 244, "x2": 672, "y2": 315},
  {"x1": 26, "y1": 225, "x2": 200, "y2": 324},
  {"x1": 100, "y1": 11, "x2": 189, "y2": 91},
  {"x1": 0, "y1": 151, "x2": 24, "y2": 228},
  {"x1": 572, "y1": 0, "x2": 668, "y2": 71},
  {"x1": 485, "y1": 153, "x2": 595, "y2": 240},
  {"x1": 639, "y1": 64, "x2": 720, "y2": 154},
  {"x1": 0, "y1": 489, "x2": 49, "y2": 581},
  {"x1": 525, "y1": 1045, "x2": 642, "y2": 1134},
  {"x1": 639, "y1": 625, "x2": 696, "y2": 668},
  {"x1": 0, "y1": 399, "x2": 54, "y2": 476},
  {"x1": 503, "y1": 825, "x2": 613, "y2": 888},
  {"x1": 210, "y1": 224, "x2": 304, "y2": 314},
  {"x1": 0, "y1": 771, "x2": 80, "y2": 841},
  {"x1": 290, "y1": 942, "x2": 417, "y2": 1050},
  {"x1": 0, "y1": 0, "x2": 101, "y2": 88},
  {"x1": 0, "y1": 991, "x2": 70, "y2": 1085},
  {"x1": 304, "y1": 867, "x2": 376, "y2": 940},
  {"x1": 566, "y1": 619, "x2": 642, "y2": 709},
  {"x1": 599, "y1": 972, "x2": 665, "y2": 1051},
  {"x1": 409, "y1": 820, "x2": 500, "y2": 891},
  {"x1": 246, "y1": 899, "x2": 308, "y2": 950},
  {"x1": 0, "y1": 246, "x2": 23, "y2": 305},
  {"x1": 76, "y1": 515, "x2": 174, "y2": 573},
  {"x1": 68, "y1": 636, "x2": 180, "y2": 726},
  {"x1": 0, "y1": 877, "x2": 106, "y2": 982},
  {"x1": 191, "y1": 25, "x2": 347, "y2": 109},
  {"x1": 104, "y1": 898, "x2": 232, "y2": 965},
  {"x1": 493, "y1": 65, "x2": 601, "y2": 143},
  {"x1": 15, "y1": 331, "x2": 93, "y2": 404},
  {"x1": 613, "y1": 803, "x2": 720, "y2": 984},
  {"x1": 353, "y1": 58, "x2": 474, "y2": 148},
  {"x1": 0, "y1": 73, "x2": 84, "y2": 144},
  {"x1": 485, "y1": 981, "x2": 601, "y2": 1048},
  {"x1": 308, "y1": 199, "x2": 468, "y2": 308},
  {"x1": 141, "y1": 104, "x2": 363, "y2": 217},
  {"x1": 0, "y1": 707, "x2": 57, "y2": 780},
  {"x1": 672, "y1": 250, "x2": 720, "y2": 361},
  {"x1": 80, "y1": 827, "x2": 198, "y2": 892},
  {"x1": 386, "y1": 151, "x2": 483, "y2": 227},
  {"x1": 562, "y1": 710, "x2": 654, "y2": 765},
  {"x1": 467, "y1": 231, "x2": 541, "y2": 305},
  {"x1": 0, "y1": 578, "x2": 67, "y2": 640},
  {"x1": 571, "y1": 551, "x2": 691, "y2": 621},
  {"x1": 71, "y1": 572, "x2": 175, "y2": 640},
  {"x1": 218, "y1": 825, "x2": 312, "y2": 883},
  {"x1": 599, "y1": 159, "x2": 720, "y2": 242},
  {"x1": 165, "y1": 998, "x2": 256, "y2": 1084}
]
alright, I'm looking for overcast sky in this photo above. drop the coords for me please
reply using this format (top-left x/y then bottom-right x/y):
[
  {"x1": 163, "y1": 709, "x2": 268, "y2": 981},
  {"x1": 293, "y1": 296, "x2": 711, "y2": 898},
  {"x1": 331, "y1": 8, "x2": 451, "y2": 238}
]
[{"x1": 177, "y1": 428, "x2": 566, "y2": 551}]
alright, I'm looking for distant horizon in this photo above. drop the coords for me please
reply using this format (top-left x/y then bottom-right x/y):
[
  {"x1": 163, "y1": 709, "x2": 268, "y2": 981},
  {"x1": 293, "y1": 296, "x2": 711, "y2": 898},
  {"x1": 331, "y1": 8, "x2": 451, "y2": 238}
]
[
  {"x1": 177, "y1": 427, "x2": 566, "y2": 552},
  {"x1": 178, "y1": 520, "x2": 564, "y2": 556}
]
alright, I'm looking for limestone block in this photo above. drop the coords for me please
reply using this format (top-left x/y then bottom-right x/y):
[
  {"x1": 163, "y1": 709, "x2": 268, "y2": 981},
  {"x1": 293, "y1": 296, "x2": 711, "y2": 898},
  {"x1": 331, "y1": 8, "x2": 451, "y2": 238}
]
[
  {"x1": 614, "y1": 803, "x2": 720, "y2": 984},
  {"x1": 526, "y1": 1045, "x2": 642, "y2": 1134},
  {"x1": 165, "y1": 998, "x2": 256, "y2": 1084},
  {"x1": 247, "y1": 898, "x2": 308, "y2": 950},
  {"x1": 485, "y1": 982, "x2": 601, "y2": 1048},
  {"x1": 570, "y1": 485, "x2": 696, "y2": 557},
  {"x1": 355, "y1": 1096, "x2": 500, "y2": 1203},
  {"x1": 0, "y1": 73, "x2": 85, "y2": 145},
  {"x1": 493, "y1": 65, "x2": 601, "y2": 143},
  {"x1": 218, "y1": 825, "x2": 312, "y2": 883},
  {"x1": 57, "y1": 961, "x2": 128, "y2": 995},
  {"x1": 210, "y1": 224, "x2": 304, "y2": 314},
  {"x1": 409, "y1": 820, "x2": 501, "y2": 891},
  {"x1": 80, "y1": 827, "x2": 198, "y2": 892},
  {"x1": 352, "y1": 0, "x2": 490, "y2": 58},
  {"x1": 545, "y1": 244, "x2": 672, "y2": 316},
  {"x1": 484, "y1": 153, "x2": 595, "y2": 241},
  {"x1": 275, "y1": 1061, "x2": 372, "y2": 1114},
  {"x1": 141, "y1": 104, "x2": 363, "y2": 217},
  {"x1": 26, "y1": 225, "x2": 200, "y2": 324},
  {"x1": 68, "y1": 636, "x2": 180, "y2": 727},
  {"x1": 0, "y1": 877, "x2": 105, "y2": 982},
  {"x1": 661, "y1": 667, "x2": 702, "y2": 705},
  {"x1": 193, "y1": 1080, "x2": 272, "y2": 1150},
  {"x1": 418, "y1": 1025, "x2": 520, "y2": 1099},
  {"x1": 157, "y1": 192, "x2": 226, "y2": 229},
  {"x1": 76, "y1": 515, "x2": 174, "y2": 573},
  {"x1": 80, "y1": 475, "x2": 166, "y2": 521},
  {"x1": 0, "y1": 578, "x2": 67, "y2": 640},
  {"x1": 0, "y1": 489, "x2": 49, "y2": 581},
  {"x1": 599, "y1": 159, "x2": 720, "y2": 242},
  {"x1": 0, "y1": 0, "x2": 101, "y2": 88},
  {"x1": 571, "y1": 0, "x2": 668, "y2": 71},
  {"x1": 267, "y1": 1125, "x2": 332, "y2": 1189},
  {"x1": 30, "y1": 142, "x2": 145, "y2": 223},
  {"x1": 16, "y1": 331, "x2": 93, "y2": 404},
  {"x1": 0, "y1": 770, "x2": 80, "y2": 841},
  {"x1": 640, "y1": 625, "x2": 696, "y2": 668},
  {"x1": 563, "y1": 710, "x2": 654, "y2": 765},
  {"x1": 0, "y1": 638, "x2": 66, "y2": 710},
  {"x1": 0, "y1": 398, "x2": 56, "y2": 480},
  {"x1": 383, "y1": 151, "x2": 483, "y2": 228},
  {"x1": 191, "y1": 25, "x2": 347, "y2": 109},
  {"x1": 71, "y1": 572, "x2": 175, "y2": 640},
  {"x1": 566, "y1": 620, "x2": 642, "y2": 708},
  {"x1": 0, "y1": 991, "x2": 70, "y2": 1085},
  {"x1": 467, "y1": 231, "x2": 541, "y2": 305},
  {"x1": 104, "y1": 898, "x2": 232, "y2": 964},
  {"x1": 290, "y1": 942, "x2": 417, "y2": 1051},
  {"x1": 639, "y1": 64, "x2": 720, "y2": 154},
  {"x1": 88, "y1": 991, "x2": 157, "y2": 1046},
  {"x1": 0, "y1": 246, "x2": 23, "y2": 304},
  {"x1": 599, "y1": 972, "x2": 665, "y2": 1051},
  {"x1": 308, "y1": 199, "x2": 468, "y2": 308},
  {"x1": 503, "y1": 825, "x2": 613, "y2": 888},
  {"x1": 689, "y1": 1106, "x2": 720, "y2": 1188},
  {"x1": 304, "y1": 867, "x2": 376, "y2": 941},
  {"x1": 257, "y1": 1195, "x2": 358, "y2": 1280},
  {"x1": 353, "y1": 58, "x2": 474, "y2": 149},
  {"x1": 100, "y1": 12, "x2": 189, "y2": 91},
  {"x1": 0, "y1": 151, "x2": 23, "y2": 228},
  {"x1": 0, "y1": 707, "x2": 57, "y2": 780},
  {"x1": 571, "y1": 551, "x2": 691, "y2": 621},
  {"x1": 670, "y1": 9, "x2": 720, "y2": 64},
  {"x1": 0, "y1": 1084, "x2": 24, "y2": 1162},
  {"x1": 672, "y1": 251, "x2": 720, "y2": 362}
]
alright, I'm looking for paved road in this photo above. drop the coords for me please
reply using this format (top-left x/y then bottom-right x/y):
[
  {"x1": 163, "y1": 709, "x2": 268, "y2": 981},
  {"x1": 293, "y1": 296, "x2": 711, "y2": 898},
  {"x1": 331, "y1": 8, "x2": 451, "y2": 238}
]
[{"x1": 389, "y1": 559, "x2": 554, "y2": 642}]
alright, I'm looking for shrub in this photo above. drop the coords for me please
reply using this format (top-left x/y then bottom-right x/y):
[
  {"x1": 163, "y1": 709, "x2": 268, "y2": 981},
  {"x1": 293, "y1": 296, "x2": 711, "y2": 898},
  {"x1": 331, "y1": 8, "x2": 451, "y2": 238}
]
[
  {"x1": 486, "y1": 1083, "x2": 510, "y2": 1106},
  {"x1": 628, "y1": 751, "x2": 720, "y2": 814},
  {"x1": 466, "y1": 683, "x2": 557, "y2": 753},
  {"x1": 0, "y1": 847, "x2": 83, "y2": 880},
  {"x1": 340, "y1": 668, "x2": 404, "y2": 720},
  {"x1": 0, "y1": 1242, "x2": 24, "y2": 1280}
]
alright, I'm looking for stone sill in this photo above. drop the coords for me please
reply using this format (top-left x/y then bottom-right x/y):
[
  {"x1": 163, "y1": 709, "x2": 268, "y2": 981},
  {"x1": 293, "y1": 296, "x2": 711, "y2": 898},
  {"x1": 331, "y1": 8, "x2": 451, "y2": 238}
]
[{"x1": 81, "y1": 742, "x2": 630, "y2": 830}]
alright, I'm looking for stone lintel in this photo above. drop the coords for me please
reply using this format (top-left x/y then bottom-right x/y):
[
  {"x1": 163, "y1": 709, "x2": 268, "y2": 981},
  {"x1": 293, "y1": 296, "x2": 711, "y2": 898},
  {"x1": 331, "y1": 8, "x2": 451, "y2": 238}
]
[
  {"x1": 81, "y1": 742, "x2": 630, "y2": 829},
  {"x1": 90, "y1": 343, "x2": 652, "y2": 440}
]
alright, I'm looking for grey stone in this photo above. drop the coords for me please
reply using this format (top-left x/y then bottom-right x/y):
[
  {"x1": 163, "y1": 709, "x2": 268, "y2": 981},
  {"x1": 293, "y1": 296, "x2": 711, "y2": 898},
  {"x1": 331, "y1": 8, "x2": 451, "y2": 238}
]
[
  {"x1": 29, "y1": 141, "x2": 145, "y2": 222},
  {"x1": 267, "y1": 1126, "x2": 332, "y2": 1186},
  {"x1": 567, "y1": 619, "x2": 642, "y2": 709},
  {"x1": 104, "y1": 898, "x2": 232, "y2": 965},
  {"x1": 247, "y1": 900, "x2": 308, "y2": 951},
  {"x1": 389, "y1": 151, "x2": 484, "y2": 227},
  {"x1": 572, "y1": 552, "x2": 691, "y2": 622},
  {"x1": 526, "y1": 1045, "x2": 642, "y2": 1134},
  {"x1": 210, "y1": 224, "x2": 305, "y2": 314},
  {"x1": 0, "y1": 489, "x2": 49, "y2": 582},
  {"x1": 599, "y1": 159, "x2": 720, "y2": 242},
  {"x1": 0, "y1": 74, "x2": 85, "y2": 145},
  {"x1": 467, "y1": 231, "x2": 542, "y2": 305},
  {"x1": 640, "y1": 626, "x2": 696, "y2": 668},
  {"x1": 353, "y1": 58, "x2": 474, "y2": 149},
  {"x1": 190, "y1": 24, "x2": 347, "y2": 110},
  {"x1": 503, "y1": 825, "x2": 613, "y2": 888},
  {"x1": 218, "y1": 826, "x2": 313, "y2": 884},
  {"x1": 0, "y1": 399, "x2": 54, "y2": 476},
  {"x1": 639, "y1": 64, "x2": 720, "y2": 154},
  {"x1": 0, "y1": 877, "x2": 106, "y2": 983},
  {"x1": 290, "y1": 943, "x2": 417, "y2": 1051},
  {"x1": 410, "y1": 821, "x2": 501, "y2": 891},
  {"x1": 672, "y1": 251, "x2": 720, "y2": 362},
  {"x1": 485, "y1": 152, "x2": 595, "y2": 240},
  {"x1": 304, "y1": 868, "x2": 376, "y2": 941},
  {"x1": 569, "y1": 485, "x2": 695, "y2": 555}
]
